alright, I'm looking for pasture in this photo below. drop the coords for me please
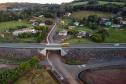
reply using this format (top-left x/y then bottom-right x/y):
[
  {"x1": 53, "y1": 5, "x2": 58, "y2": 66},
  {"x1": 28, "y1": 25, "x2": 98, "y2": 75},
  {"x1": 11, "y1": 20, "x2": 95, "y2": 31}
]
[
  {"x1": 71, "y1": 11, "x2": 114, "y2": 19},
  {"x1": 0, "y1": 21, "x2": 31, "y2": 32},
  {"x1": 105, "y1": 29, "x2": 126, "y2": 43}
]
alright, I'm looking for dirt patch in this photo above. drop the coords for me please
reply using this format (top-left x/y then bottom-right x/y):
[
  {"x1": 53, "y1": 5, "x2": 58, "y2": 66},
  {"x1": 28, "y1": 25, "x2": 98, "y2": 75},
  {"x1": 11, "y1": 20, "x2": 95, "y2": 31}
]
[{"x1": 79, "y1": 68, "x2": 126, "y2": 84}]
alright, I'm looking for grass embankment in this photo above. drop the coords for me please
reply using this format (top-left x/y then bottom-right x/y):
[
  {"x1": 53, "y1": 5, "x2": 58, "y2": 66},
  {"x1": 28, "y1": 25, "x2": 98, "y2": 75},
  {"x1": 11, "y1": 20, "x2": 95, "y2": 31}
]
[{"x1": 15, "y1": 69, "x2": 57, "y2": 84}]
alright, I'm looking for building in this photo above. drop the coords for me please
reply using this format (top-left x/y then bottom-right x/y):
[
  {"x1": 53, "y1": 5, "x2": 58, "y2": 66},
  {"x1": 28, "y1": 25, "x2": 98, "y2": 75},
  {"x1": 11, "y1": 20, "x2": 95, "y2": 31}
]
[
  {"x1": 77, "y1": 31, "x2": 87, "y2": 38},
  {"x1": 58, "y1": 30, "x2": 68, "y2": 36},
  {"x1": 111, "y1": 24, "x2": 122, "y2": 28},
  {"x1": 39, "y1": 15, "x2": 44, "y2": 18},
  {"x1": 13, "y1": 28, "x2": 37, "y2": 36},
  {"x1": 74, "y1": 22, "x2": 79, "y2": 26},
  {"x1": 32, "y1": 22, "x2": 39, "y2": 26},
  {"x1": 120, "y1": 21, "x2": 126, "y2": 25},
  {"x1": 65, "y1": 12, "x2": 71, "y2": 17},
  {"x1": 60, "y1": 20, "x2": 65, "y2": 25},
  {"x1": 105, "y1": 21, "x2": 112, "y2": 26},
  {"x1": 39, "y1": 23, "x2": 46, "y2": 26}
]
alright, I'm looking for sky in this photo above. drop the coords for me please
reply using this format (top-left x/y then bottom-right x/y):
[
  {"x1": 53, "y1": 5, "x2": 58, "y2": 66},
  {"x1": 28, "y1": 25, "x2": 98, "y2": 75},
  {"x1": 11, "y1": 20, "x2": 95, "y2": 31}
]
[{"x1": 0, "y1": 0, "x2": 73, "y2": 4}]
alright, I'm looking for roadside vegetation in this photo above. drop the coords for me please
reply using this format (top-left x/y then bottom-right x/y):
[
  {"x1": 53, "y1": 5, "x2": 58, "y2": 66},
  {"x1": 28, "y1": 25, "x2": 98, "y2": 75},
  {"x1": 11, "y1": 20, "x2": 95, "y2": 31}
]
[
  {"x1": 0, "y1": 56, "x2": 40, "y2": 84},
  {"x1": 15, "y1": 69, "x2": 57, "y2": 84}
]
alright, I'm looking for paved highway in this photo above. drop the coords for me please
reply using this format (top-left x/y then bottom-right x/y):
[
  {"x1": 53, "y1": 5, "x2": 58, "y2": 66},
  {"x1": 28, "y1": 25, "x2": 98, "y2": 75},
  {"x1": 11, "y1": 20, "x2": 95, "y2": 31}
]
[{"x1": 0, "y1": 43, "x2": 126, "y2": 48}]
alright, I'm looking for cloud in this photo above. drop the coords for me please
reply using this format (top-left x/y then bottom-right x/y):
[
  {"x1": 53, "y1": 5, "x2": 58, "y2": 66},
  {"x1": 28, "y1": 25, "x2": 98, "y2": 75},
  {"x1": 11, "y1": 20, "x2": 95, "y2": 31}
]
[{"x1": 0, "y1": 0, "x2": 73, "y2": 4}]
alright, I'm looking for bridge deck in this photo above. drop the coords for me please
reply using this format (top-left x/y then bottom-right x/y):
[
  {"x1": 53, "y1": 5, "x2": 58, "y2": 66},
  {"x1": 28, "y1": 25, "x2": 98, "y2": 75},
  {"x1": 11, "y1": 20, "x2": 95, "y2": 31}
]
[{"x1": 0, "y1": 43, "x2": 126, "y2": 49}]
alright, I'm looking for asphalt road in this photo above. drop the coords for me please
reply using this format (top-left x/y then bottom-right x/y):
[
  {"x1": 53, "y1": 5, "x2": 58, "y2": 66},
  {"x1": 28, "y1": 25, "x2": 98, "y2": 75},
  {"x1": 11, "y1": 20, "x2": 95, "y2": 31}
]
[
  {"x1": 0, "y1": 43, "x2": 126, "y2": 48},
  {"x1": 48, "y1": 51, "x2": 79, "y2": 84}
]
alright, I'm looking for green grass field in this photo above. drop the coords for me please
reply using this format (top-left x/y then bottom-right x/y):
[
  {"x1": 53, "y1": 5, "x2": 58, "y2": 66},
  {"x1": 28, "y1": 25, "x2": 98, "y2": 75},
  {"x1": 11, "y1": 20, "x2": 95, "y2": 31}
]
[
  {"x1": 70, "y1": 1, "x2": 88, "y2": 6},
  {"x1": 105, "y1": 29, "x2": 126, "y2": 43},
  {"x1": 65, "y1": 38, "x2": 92, "y2": 44},
  {"x1": 99, "y1": 1, "x2": 125, "y2": 5},
  {"x1": 15, "y1": 69, "x2": 57, "y2": 84},
  {"x1": 71, "y1": 11, "x2": 114, "y2": 19},
  {"x1": 0, "y1": 21, "x2": 31, "y2": 32}
]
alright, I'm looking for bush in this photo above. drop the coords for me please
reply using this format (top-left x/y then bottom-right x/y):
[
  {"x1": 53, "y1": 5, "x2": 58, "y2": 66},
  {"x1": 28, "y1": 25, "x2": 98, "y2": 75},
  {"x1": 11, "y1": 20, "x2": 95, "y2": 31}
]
[
  {"x1": 45, "y1": 20, "x2": 53, "y2": 25},
  {"x1": 90, "y1": 34, "x2": 104, "y2": 42},
  {"x1": 0, "y1": 56, "x2": 40, "y2": 84}
]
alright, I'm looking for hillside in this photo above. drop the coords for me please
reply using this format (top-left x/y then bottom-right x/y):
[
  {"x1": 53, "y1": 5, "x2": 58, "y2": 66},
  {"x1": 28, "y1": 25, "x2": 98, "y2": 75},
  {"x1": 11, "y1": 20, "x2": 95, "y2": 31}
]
[{"x1": 0, "y1": 3, "x2": 12, "y2": 10}]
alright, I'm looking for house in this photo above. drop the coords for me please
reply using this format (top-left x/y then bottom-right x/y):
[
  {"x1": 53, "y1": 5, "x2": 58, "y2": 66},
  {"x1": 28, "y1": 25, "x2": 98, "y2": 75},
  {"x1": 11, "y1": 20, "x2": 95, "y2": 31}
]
[
  {"x1": 58, "y1": 30, "x2": 68, "y2": 36},
  {"x1": 65, "y1": 12, "x2": 71, "y2": 17},
  {"x1": 120, "y1": 20, "x2": 126, "y2": 25},
  {"x1": 68, "y1": 26, "x2": 75, "y2": 29},
  {"x1": 111, "y1": 24, "x2": 122, "y2": 28},
  {"x1": 77, "y1": 31, "x2": 87, "y2": 38},
  {"x1": 74, "y1": 22, "x2": 79, "y2": 26},
  {"x1": 60, "y1": 20, "x2": 65, "y2": 25},
  {"x1": 39, "y1": 23, "x2": 46, "y2": 26},
  {"x1": 32, "y1": 22, "x2": 39, "y2": 26},
  {"x1": 39, "y1": 15, "x2": 44, "y2": 18},
  {"x1": 13, "y1": 28, "x2": 37, "y2": 36},
  {"x1": 100, "y1": 18, "x2": 111, "y2": 26},
  {"x1": 105, "y1": 21, "x2": 112, "y2": 26}
]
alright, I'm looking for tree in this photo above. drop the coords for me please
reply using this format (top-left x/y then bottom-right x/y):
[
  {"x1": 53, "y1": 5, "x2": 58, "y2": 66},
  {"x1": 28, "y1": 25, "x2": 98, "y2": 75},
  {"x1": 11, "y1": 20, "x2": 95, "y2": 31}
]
[
  {"x1": 90, "y1": 34, "x2": 104, "y2": 42},
  {"x1": 87, "y1": 0, "x2": 99, "y2": 5},
  {"x1": 68, "y1": 29, "x2": 78, "y2": 36},
  {"x1": 45, "y1": 20, "x2": 53, "y2": 25},
  {"x1": 96, "y1": 28, "x2": 109, "y2": 41}
]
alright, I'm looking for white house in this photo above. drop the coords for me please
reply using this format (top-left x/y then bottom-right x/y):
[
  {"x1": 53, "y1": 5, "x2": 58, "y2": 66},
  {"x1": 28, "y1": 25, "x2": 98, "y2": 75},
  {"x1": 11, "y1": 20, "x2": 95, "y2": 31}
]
[
  {"x1": 59, "y1": 30, "x2": 68, "y2": 36},
  {"x1": 111, "y1": 24, "x2": 122, "y2": 28},
  {"x1": 66, "y1": 12, "x2": 71, "y2": 17},
  {"x1": 39, "y1": 23, "x2": 46, "y2": 26},
  {"x1": 39, "y1": 15, "x2": 44, "y2": 18},
  {"x1": 74, "y1": 22, "x2": 79, "y2": 26},
  {"x1": 120, "y1": 21, "x2": 126, "y2": 25},
  {"x1": 13, "y1": 28, "x2": 37, "y2": 36}
]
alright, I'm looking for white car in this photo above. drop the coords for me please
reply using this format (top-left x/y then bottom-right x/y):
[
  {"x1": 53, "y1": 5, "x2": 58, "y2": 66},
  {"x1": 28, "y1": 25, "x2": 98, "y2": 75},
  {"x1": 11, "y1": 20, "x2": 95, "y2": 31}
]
[{"x1": 81, "y1": 64, "x2": 86, "y2": 67}]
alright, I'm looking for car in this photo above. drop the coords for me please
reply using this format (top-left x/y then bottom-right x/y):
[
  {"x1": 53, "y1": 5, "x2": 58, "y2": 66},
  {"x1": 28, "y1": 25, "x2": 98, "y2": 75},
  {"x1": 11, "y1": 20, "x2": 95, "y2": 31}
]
[{"x1": 61, "y1": 43, "x2": 70, "y2": 47}]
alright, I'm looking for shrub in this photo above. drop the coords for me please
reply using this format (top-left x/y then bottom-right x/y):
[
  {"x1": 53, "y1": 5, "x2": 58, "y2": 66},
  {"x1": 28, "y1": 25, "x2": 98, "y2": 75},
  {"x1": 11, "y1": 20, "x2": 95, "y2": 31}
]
[{"x1": 90, "y1": 34, "x2": 104, "y2": 42}]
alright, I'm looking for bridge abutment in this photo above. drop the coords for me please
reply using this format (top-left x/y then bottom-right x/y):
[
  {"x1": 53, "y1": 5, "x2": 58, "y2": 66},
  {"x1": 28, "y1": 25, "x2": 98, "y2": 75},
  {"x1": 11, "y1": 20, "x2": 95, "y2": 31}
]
[{"x1": 40, "y1": 48, "x2": 67, "y2": 56}]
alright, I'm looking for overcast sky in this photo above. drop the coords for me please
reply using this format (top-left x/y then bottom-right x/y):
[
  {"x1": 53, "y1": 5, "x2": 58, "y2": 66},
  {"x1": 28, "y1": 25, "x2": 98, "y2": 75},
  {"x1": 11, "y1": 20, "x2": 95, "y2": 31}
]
[{"x1": 0, "y1": 0, "x2": 73, "y2": 4}]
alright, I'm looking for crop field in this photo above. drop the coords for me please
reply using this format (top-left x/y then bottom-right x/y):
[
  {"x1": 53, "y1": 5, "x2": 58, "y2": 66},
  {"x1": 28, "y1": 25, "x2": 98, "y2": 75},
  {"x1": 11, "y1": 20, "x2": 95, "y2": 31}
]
[
  {"x1": 0, "y1": 21, "x2": 31, "y2": 32},
  {"x1": 15, "y1": 69, "x2": 57, "y2": 84},
  {"x1": 80, "y1": 68, "x2": 126, "y2": 84},
  {"x1": 71, "y1": 11, "x2": 114, "y2": 19}
]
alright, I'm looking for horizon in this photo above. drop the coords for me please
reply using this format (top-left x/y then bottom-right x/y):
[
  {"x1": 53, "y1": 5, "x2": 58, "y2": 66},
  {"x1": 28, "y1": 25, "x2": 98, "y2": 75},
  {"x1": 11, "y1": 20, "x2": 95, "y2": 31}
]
[{"x1": 0, "y1": 0, "x2": 73, "y2": 4}]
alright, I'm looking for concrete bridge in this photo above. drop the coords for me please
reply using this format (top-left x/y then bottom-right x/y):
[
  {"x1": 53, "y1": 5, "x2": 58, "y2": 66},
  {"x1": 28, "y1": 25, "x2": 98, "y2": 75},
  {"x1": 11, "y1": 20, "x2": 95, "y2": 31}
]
[{"x1": 0, "y1": 43, "x2": 126, "y2": 56}]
